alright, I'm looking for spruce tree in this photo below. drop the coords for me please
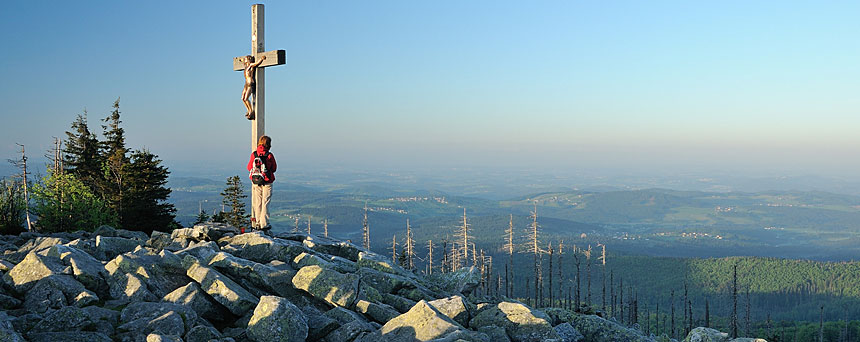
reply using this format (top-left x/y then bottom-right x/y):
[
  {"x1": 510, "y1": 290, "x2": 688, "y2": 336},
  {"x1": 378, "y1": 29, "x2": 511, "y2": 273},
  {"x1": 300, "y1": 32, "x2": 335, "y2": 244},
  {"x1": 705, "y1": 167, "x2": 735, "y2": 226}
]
[
  {"x1": 194, "y1": 208, "x2": 210, "y2": 225},
  {"x1": 220, "y1": 176, "x2": 248, "y2": 229},
  {"x1": 100, "y1": 99, "x2": 129, "y2": 222},
  {"x1": 122, "y1": 149, "x2": 176, "y2": 232},
  {"x1": 0, "y1": 178, "x2": 27, "y2": 234},
  {"x1": 63, "y1": 111, "x2": 103, "y2": 192}
]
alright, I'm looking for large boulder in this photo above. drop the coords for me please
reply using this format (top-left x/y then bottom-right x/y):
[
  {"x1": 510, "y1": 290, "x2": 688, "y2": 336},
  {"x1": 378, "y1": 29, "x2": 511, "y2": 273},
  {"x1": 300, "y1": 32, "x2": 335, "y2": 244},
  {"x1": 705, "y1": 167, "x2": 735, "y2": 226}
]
[
  {"x1": 3, "y1": 252, "x2": 68, "y2": 292},
  {"x1": 27, "y1": 332, "x2": 112, "y2": 342},
  {"x1": 469, "y1": 302, "x2": 559, "y2": 342},
  {"x1": 9, "y1": 237, "x2": 66, "y2": 261},
  {"x1": 184, "y1": 255, "x2": 259, "y2": 316},
  {"x1": 0, "y1": 312, "x2": 25, "y2": 342},
  {"x1": 24, "y1": 275, "x2": 99, "y2": 312},
  {"x1": 567, "y1": 313, "x2": 653, "y2": 342},
  {"x1": 354, "y1": 299, "x2": 399, "y2": 324},
  {"x1": 207, "y1": 251, "x2": 298, "y2": 298},
  {"x1": 554, "y1": 322, "x2": 584, "y2": 342},
  {"x1": 117, "y1": 302, "x2": 198, "y2": 341},
  {"x1": 247, "y1": 295, "x2": 308, "y2": 342},
  {"x1": 428, "y1": 295, "x2": 474, "y2": 327},
  {"x1": 301, "y1": 235, "x2": 363, "y2": 262},
  {"x1": 162, "y1": 282, "x2": 231, "y2": 322},
  {"x1": 429, "y1": 266, "x2": 481, "y2": 296},
  {"x1": 46, "y1": 245, "x2": 107, "y2": 291},
  {"x1": 104, "y1": 248, "x2": 190, "y2": 300},
  {"x1": 292, "y1": 265, "x2": 360, "y2": 308},
  {"x1": 28, "y1": 306, "x2": 93, "y2": 334},
  {"x1": 95, "y1": 236, "x2": 142, "y2": 260},
  {"x1": 685, "y1": 327, "x2": 729, "y2": 342},
  {"x1": 221, "y1": 232, "x2": 306, "y2": 264},
  {"x1": 373, "y1": 300, "x2": 467, "y2": 342},
  {"x1": 185, "y1": 325, "x2": 223, "y2": 342}
]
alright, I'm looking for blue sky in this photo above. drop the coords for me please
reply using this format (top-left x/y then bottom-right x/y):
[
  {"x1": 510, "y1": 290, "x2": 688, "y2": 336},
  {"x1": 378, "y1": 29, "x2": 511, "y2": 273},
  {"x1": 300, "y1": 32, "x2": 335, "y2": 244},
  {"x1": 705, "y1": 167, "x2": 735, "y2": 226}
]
[{"x1": 1, "y1": 1, "x2": 858, "y2": 177}]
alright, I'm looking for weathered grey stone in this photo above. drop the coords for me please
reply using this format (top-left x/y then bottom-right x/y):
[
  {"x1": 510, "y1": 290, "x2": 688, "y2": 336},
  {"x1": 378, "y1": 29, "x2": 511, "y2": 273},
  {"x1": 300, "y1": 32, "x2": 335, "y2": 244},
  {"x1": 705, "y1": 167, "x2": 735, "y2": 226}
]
[
  {"x1": 469, "y1": 302, "x2": 559, "y2": 342},
  {"x1": 376, "y1": 300, "x2": 465, "y2": 342},
  {"x1": 146, "y1": 334, "x2": 183, "y2": 342},
  {"x1": 163, "y1": 281, "x2": 230, "y2": 322},
  {"x1": 3, "y1": 252, "x2": 68, "y2": 292},
  {"x1": 13, "y1": 237, "x2": 66, "y2": 260},
  {"x1": 428, "y1": 295, "x2": 474, "y2": 327},
  {"x1": 116, "y1": 229, "x2": 149, "y2": 241},
  {"x1": 325, "y1": 306, "x2": 369, "y2": 325},
  {"x1": 567, "y1": 313, "x2": 653, "y2": 342},
  {"x1": 27, "y1": 332, "x2": 112, "y2": 342},
  {"x1": 96, "y1": 236, "x2": 143, "y2": 260},
  {"x1": 207, "y1": 251, "x2": 298, "y2": 298},
  {"x1": 221, "y1": 232, "x2": 307, "y2": 264},
  {"x1": 292, "y1": 265, "x2": 359, "y2": 308},
  {"x1": 302, "y1": 236, "x2": 363, "y2": 262},
  {"x1": 354, "y1": 299, "x2": 399, "y2": 324},
  {"x1": 175, "y1": 240, "x2": 220, "y2": 262},
  {"x1": 357, "y1": 251, "x2": 411, "y2": 276},
  {"x1": 685, "y1": 327, "x2": 729, "y2": 342},
  {"x1": 478, "y1": 325, "x2": 511, "y2": 342},
  {"x1": 306, "y1": 312, "x2": 340, "y2": 341},
  {"x1": 46, "y1": 244, "x2": 107, "y2": 291},
  {"x1": 191, "y1": 223, "x2": 239, "y2": 241},
  {"x1": 105, "y1": 248, "x2": 190, "y2": 300},
  {"x1": 120, "y1": 301, "x2": 199, "y2": 334},
  {"x1": 429, "y1": 266, "x2": 481, "y2": 296},
  {"x1": 728, "y1": 339, "x2": 768, "y2": 342},
  {"x1": 147, "y1": 231, "x2": 183, "y2": 251},
  {"x1": 185, "y1": 325, "x2": 222, "y2": 342},
  {"x1": 24, "y1": 275, "x2": 99, "y2": 313},
  {"x1": 9, "y1": 313, "x2": 42, "y2": 333},
  {"x1": 381, "y1": 293, "x2": 417, "y2": 313},
  {"x1": 94, "y1": 225, "x2": 118, "y2": 237},
  {"x1": 184, "y1": 255, "x2": 259, "y2": 316},
  {"x1": 555, "y1": 322, "x2": 584, "y2": 342},
  {"x1": 0, "y1": 293, "x2": 21, "y2": 310},
  {"x1": 322, "y1": 320, "x2": 374, "y2": 342},
  {"x1": 0, "y1": 259, "x2": 14, "y2": 272},
  {"x1": 29, "y1": 306, "x2": 93, "y2": 333},
  {"x1": 81, "y1": 306, "x2": 120, "y2": 336},
  {"x1": 247, "y1": 295, "x2": 308, "y2": 342},
  {"x1": 0, "y1": 312, "x2": 25, "y2": 342}
]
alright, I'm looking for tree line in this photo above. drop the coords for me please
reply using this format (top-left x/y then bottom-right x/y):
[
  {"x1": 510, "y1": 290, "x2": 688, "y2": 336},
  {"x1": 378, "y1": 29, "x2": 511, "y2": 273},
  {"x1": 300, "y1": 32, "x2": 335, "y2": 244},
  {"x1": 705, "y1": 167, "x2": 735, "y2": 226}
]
[{"x1": 2, "y1": 99, "x2": 176, "y2": 234}]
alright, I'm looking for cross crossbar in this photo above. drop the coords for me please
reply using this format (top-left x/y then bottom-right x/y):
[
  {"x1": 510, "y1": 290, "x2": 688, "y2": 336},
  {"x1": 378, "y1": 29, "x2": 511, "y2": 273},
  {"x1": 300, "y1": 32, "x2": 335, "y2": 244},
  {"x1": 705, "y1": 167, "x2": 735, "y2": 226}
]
[{"x1": 232, "y1": 50, "x2": 286, "y2": 71}]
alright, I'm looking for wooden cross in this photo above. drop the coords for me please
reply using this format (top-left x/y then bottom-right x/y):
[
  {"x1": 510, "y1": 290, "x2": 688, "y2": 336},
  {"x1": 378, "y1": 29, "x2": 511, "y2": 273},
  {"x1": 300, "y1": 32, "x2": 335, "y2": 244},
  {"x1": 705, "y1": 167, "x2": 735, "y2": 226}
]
[{"x1": 232, "y1": 4, "x2": 286, "y2": 150}]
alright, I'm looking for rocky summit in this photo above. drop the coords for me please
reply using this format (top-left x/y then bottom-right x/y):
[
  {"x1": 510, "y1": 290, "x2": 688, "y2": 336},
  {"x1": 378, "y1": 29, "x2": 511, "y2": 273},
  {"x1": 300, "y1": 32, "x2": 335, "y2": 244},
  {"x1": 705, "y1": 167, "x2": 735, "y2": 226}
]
[{"x1": 0, "y1": 223, "x2": 768, "y2": 342}]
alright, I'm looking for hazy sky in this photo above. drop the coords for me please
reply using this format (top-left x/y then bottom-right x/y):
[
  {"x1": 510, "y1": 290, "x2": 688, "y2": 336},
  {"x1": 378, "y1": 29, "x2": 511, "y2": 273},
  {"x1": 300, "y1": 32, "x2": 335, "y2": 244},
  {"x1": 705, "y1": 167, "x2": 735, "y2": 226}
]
[{"x1": 1, "y1": 1, "x2": 858, "y2": 177}]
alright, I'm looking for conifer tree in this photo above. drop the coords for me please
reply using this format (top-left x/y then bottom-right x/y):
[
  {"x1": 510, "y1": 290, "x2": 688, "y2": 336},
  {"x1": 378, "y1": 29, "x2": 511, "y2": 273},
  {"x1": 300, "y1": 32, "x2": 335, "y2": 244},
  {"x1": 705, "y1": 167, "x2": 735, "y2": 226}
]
[
  {"x1": 731, "y1": 263, "x2": 739, "y2": 339},
  {"x1": 220, "y1": 176, "x2": 248, "y2": 229},
  {"x1": 574, "y1": 246, "x2": 581, "y2": 311},
  {"x1": 0, "y1": 178, "x2": 26, "y2": 234},
  {"x1": 705, "y1": 298, "x2": 710, "y2": 328},
  {"x1": 671, "y1": 289, "x2": 675, "y2": 339},
  {"x1": 101, "y1": 99, "x2": 128, "y2": 221},
  {"x1": 194, "y1": 208, "x2": 210, "y2": 225},
  {"x1": 122, "y1": 149, "x2": 176, "y2": 232},
  {"x1": 63, "y1": 111, "x2": 103, "y2": 193}
]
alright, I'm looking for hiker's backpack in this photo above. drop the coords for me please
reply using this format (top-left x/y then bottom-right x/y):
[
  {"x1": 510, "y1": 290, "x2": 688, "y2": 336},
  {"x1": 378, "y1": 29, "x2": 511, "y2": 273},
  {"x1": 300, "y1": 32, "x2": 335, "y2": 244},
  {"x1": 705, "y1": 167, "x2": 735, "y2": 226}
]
[{"x1": 249, "y1": 151, "x2": 270, "y2": 185}]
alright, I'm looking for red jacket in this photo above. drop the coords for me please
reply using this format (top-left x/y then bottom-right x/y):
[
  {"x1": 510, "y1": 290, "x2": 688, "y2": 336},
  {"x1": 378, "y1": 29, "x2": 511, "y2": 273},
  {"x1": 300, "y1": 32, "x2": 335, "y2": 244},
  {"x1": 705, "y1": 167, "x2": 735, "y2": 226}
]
[{"x1": 247, "y1": 145, "x2": 277, "y2": 183}]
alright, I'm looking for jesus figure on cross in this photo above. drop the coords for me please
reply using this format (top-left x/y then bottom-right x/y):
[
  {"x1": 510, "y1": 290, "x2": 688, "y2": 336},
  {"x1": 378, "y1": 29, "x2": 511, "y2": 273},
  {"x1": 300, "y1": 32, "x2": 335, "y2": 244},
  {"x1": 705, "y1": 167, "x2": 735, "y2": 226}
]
[{"x1": 242, "y1": 55, "x2": 266, "y2": 120}]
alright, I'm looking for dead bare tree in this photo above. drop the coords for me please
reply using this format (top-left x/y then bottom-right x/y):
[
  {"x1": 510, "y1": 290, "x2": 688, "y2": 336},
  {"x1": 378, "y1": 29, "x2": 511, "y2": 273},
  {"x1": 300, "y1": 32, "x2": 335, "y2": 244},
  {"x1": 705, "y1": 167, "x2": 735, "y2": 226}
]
[
  {"x1": 293, "y1": 215, "x2": 299, "y2": 233},
  {"x1": 599, "y1": 243, "x2": 606, "y2": 313},
  {"x1": 323, "y1": 219, "x2": 329, "y2": 238},
  {"x1": 558, "y1": 240, "x2": 564, "y2": 306},
  {"x1": 525, "y1": 202, "x2": 543, "y2": 307},
  {"x1": 391, "y1": 234, "x2": 398, "y2": 263},
  {"x1": 456, "y1": 208, "x2": 471, "y2": 268},
  {"x1": 503, "y1": 214, "x2": 515, "y2": 297},
  {"x1": 573, "y1": 246, "x2": 581, "y2": 311},
  {"x1": 746, "y1": 286, "x2": 751, "y2": 336},
  {"x1": 307, "y1": 216, "x2": 312, "y2": 235},
  {"x1": 405, "y1": 219, "x2": 415, "y2": 269},
  {"x1": 426, "y1": 239, "x2": 434, "y2": 275},
  {"x1": 585, "y1": 245, "x2": 592, "y2": 306},
  {"x1": 671, "y1": 289, "x2": 675, "y2": 339},
  {"x1": 731, "y1": 263, "x2": 739, "y2": 339},
  {"x1": 611, "y1": 270, "x2": 616, "y2": 318},
  {"x1": 363, "y1": 201, "x2": 370, "y2": 250},
  {"x1": 11, "y1": 144, "x2": 33, "y2": 232},
  {"x1": 548, "y1": 242, "x2": 554, "y2": 307}
]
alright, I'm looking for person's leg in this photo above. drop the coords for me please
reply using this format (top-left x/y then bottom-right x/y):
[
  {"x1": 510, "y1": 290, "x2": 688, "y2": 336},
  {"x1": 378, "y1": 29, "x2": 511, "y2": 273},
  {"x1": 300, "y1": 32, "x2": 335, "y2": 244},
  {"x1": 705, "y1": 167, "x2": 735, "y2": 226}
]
[
  {"x1": 260, "y1": 183, "x2": 272, "y2": 228},
  {"x1": 251, "y1": 184, "x2": 261, "y2": 228}
]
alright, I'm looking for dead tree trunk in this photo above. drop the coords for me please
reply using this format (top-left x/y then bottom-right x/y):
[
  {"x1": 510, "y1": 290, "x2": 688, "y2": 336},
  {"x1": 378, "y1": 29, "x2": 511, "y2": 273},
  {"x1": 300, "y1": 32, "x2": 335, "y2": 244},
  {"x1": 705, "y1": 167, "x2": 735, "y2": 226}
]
[
  {"x1": 731, "y1": 263, "x2": 739, "y2": 339},
  {"x1": 705, "y1": 298, "x2": 710, "y2": 328},
  {"x1": 671, "y1": 289, "x2": 676, "y2": 339},
  {"x1": 548, "y1": 242, "x2": 554, "y2": 307}
]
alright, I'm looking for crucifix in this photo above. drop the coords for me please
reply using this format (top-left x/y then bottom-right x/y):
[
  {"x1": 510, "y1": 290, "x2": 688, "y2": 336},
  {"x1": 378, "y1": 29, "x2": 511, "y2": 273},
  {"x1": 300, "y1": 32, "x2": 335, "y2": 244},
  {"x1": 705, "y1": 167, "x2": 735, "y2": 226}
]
[{"x1": 232, "y1": 4, "x2": 286, "y2": 151}]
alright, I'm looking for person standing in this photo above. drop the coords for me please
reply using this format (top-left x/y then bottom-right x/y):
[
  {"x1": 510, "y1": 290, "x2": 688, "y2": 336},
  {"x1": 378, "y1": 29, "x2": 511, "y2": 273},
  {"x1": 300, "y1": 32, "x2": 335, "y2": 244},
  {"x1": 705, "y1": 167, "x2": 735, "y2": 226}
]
[{"x1": 247, "y1": 135, "x2": 277, "y2": 230}]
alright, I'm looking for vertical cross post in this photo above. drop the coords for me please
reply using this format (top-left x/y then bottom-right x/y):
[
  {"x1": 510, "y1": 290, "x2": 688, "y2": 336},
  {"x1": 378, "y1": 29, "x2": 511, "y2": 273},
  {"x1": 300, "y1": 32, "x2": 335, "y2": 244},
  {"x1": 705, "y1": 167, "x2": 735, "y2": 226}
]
[{"x1": 251, "y1": 4, "x2": 265, "y2": 150}]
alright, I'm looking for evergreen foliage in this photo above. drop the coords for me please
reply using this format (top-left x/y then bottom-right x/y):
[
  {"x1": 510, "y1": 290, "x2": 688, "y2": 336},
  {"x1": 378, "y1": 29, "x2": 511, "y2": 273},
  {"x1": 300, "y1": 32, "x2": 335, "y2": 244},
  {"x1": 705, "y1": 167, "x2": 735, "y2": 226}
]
[
  {"x1": 121, "y1": 149, "x2": 177, "y2": 233},
  {"x1": 31, "y1": 168, "x2": 116, "y2": 232},
  {"x1": 220, "y1": 176, "x2": 248, "y2": 229},
  {"x1": 100, "y1": 99, "x2": 129, "y2": 221},
  {"x1": 63, "y1": 111, "x2": 102, "y2": 190},
  {"x1": 0, "y1": 178, "x2": 26, "y2": 234},
  {"x1": 194, "y1": 209, "x2": 210, "y2": 225}
]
